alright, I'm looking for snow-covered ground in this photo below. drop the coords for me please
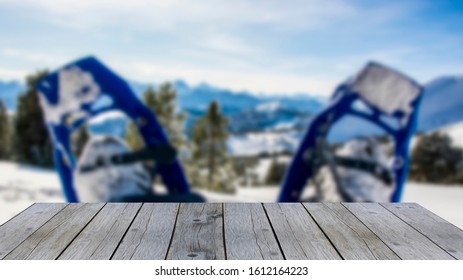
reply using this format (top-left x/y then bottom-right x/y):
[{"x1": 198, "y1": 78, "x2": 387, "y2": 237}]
[
  {"x1": 1, "y1": 160, "x2": 462, "y2": 230},
  {"x1": 0, "y1": 161, "x2": 63, "y2": 225},
  {"x1": 401, "y1": 182, "x2": 463, "y2": 230}
]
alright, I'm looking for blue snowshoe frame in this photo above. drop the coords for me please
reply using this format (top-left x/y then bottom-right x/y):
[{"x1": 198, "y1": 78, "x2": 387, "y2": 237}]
[
  {"x1": 278, "y1": 62, "x2": 423, "y2": 202},
  {"x1": 37, "y1": 56, "x2": 191, "y2": 202}
]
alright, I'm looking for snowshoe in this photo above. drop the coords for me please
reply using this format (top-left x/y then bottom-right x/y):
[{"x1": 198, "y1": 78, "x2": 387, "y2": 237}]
[
  {"x1": 36, "y1": 56, "x2": 196, "y2": 202},
  {"x1": 279, "y1": 62, "x2": 423, "y2": 202}
]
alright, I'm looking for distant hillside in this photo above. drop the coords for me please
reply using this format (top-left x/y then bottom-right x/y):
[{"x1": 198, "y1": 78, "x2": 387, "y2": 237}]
[{"x1": 417, "y1": 76, "x2": 463, "y2": 131}]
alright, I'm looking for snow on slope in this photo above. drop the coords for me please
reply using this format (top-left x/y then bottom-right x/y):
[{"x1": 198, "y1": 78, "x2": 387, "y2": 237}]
[
  {"x1": 0, "y1": 161, "x2": 64, "y2": 225},
  {"x1": 437, "y1": 121, "x2": 463, "y2": 148},
  {"x1": 0, "y1": 160, "x2": 462, "y2": 229},
  {"x1": 228, "y1": 132, "x2": 302, "y2": 156},
  {"x1": 256, "y1": 101, "x2": 282, "y2": 112},
  {"x1": 418, "y1": 76, "x2": 463, "y2": 131}
]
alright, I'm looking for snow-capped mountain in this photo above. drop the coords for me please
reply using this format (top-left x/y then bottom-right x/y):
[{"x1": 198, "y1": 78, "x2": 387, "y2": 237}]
[
  {"x1": 129, "y1": 80, "x2": 324, "y2": 117},
  {"x1": 256, "y1": 101, "x2": 282, "y2": 112},
  {"x1": 228, "y1": 131, "x2": 304, "y2": 156},
  {"x1": 125, "y1": 80, "x2": 324, "y2": 134},
  {"x1": 229, "y1": 102, "x2": 313, "y2": 134},
  {"x1": 417, "y1": 76, "x2": 463, "y2": 131},
  {"x1": 0, "y1": 78, "x2": 323, "y2": 132}
]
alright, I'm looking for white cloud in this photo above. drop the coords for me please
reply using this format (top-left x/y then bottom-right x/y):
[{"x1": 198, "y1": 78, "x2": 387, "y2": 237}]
[
  {"x1": 198, "y1": 33, "x2": 260, "y2": 55},
  {"x1": 119, "y1": 60, "x2": 335, "y2": 96},
  {"x1": 1, "y1": 0, "x2": 459, "y2": 95},
  {"x1": 0, "y1": 67, "x2": 27, "y2": 80},
  {"x1": 0, "y1": 0, "x2": 358, "y2": 32},
  {"x1": 1, "y1": 48, "x2": 63, "y2": 64}
]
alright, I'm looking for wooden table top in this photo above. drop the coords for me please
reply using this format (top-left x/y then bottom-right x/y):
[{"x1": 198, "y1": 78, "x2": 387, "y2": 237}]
[{"x1": 0, "y1": 203, "x2": 462, "y2": 260}]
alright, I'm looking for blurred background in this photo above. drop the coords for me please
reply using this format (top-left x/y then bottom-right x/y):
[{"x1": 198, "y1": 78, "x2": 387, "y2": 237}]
[{"x1": 0, "y1": 0, "x2": 462, "y2": 228}]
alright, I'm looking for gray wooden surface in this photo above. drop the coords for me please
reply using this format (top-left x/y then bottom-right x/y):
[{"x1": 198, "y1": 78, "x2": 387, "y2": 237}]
[
  {"x1": 224, "y1": 203, "x2": 283, "y2": 260},
  {"x1": 343, "y1": 203, "x2": 455, "y2": 260},
  {"x1": 264, "y1": 203, "x2": 341, "y2": 259},
  {"x1": 167, "y1": 203, "x2": 224, "y2": 260},
  {"x1": 112, "y1": 203, "x2": 178, "y2": 260},
  {"x1": 303, "y1": 203, "x2": 400, "y2": 260},
  {"x1": 0, "y1": 202, "x2": 461, "y2": 260},
  {"x1": 381, "y1": 203, "x2": 463, "y2": 260}
]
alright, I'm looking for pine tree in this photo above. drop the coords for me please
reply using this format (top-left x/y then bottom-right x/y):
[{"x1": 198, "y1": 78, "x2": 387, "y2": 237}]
[
  {"x1": 125, "y1": 120, "x2": 144, "y2": 151},
  {"x1": 144, "y1": 83, "x2": 186, "y2": 148},
  {"x1": 410, "y1": 132, "x2": 463, "y2": 183},
  {"x1": 264, "y1": 155, "x2": 287, "y2": 185},
  {"x1": 71, "y1": 124, "x2": 89, "y2": 159},
  {"x1": 14, "y1": 70, "x2": 54, "y2": 167},
  {"x1": 191, "y1": 100, "x2": 234, "y2": 192},
  {"x1": 0, "y1": 99, "x2": 10, "y2": 159},
  {"x1": 125, "y1": 83, "x2": 186, "y2": 151}
]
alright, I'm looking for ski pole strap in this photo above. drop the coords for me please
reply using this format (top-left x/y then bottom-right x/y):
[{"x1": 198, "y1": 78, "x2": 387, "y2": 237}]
[
  {"x1": 332, "y1": 156, "x2": 393, "y2": 185},
  {"x1": 79, "y1": 144, "x2": 177, "y2": 173}
]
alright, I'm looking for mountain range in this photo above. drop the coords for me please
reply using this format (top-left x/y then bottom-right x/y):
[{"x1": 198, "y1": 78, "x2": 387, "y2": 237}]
[
  {"x1": 0, "y1": 79, "x2": 325, "y2": 134},
  {"x1": 1, "y1": 75, "x2": 463, "y2": 155}
]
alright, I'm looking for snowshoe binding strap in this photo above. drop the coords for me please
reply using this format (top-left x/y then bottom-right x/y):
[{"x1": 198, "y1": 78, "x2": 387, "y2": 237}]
[
  {"x1": 332, "y1": 156, "x2": 393, "y2": 185},
  {"x1": 79, "y1": 144, "x2": 177, "y2": 173}
]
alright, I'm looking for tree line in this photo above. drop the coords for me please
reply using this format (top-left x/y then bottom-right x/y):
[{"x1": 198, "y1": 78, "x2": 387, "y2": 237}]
[{"x1": 0, "y1": 71, "x2": 53, "y2": 166}]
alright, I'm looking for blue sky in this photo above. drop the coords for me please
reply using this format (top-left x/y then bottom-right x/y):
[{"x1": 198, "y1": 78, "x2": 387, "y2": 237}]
[{"x1": 0, "y1": 0, "x2": 462, "y2": 96}]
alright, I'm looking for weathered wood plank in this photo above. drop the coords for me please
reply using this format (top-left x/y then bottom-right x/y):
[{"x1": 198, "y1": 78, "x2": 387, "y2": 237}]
[
  {"x1": 0, "y1": 203, "x2": 68, "y2": 259},
  {"x1": 263, "y1": 203, "x2": 341, "y2": 259},
  {"x1": 344, "y1": 203, "x2": 455, "y2": 260},
  {"x1": 382, "y1": 203, "x2": 463, "y2": 260},
  {"x1": 303, "y1": 203, "x2": 399, "y2": 260},
  {"x1": 167, "y1": 203, "x2": 224, "y2": 260},
  {"x1": 112, "y1": 203, "x2": 179, "y2": 260},
  {"x1": 224, "y1": 203, "x2": 283, "y2": 260},
  {"x1": 3, "y1": 203, "x2": 104, "y2": 260},
  {"x1": 58, "y1": 203, "x2": 141, "y2": 260}
]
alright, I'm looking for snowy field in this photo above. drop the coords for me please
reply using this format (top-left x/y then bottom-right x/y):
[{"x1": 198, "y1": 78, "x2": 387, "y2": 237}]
[{"x1": 1, "y1": 160, "x2": 462, "y2": 230}]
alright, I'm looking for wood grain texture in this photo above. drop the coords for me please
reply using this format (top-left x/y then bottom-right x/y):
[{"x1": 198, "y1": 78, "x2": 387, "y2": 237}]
[
  {"x1": 58, "y1": 203, "x2": 141, "y2": 260},
  {"x1": 1, "y1": 202, "x2": 462, "y2": 260},
  {"x1": 167, "y1": 203, "x2": 225, "y2": 260},
  {"x1": 224, "y1": 203, "x2": 283, "y2": 260},
  {"x1": 264, "y1": 203, "x2": 341, "y2": 260},
  {"x1": 343, "y1": 203, "x2": 455, "y2": 260},
  {"x1": 382, "y1": 203, "x2": 463, "y2": 260},
  {"x1": 112, "y1": 203, "x2": 179, "y2": 260},
  {"x1": 3, "y1": 203, "x2": 104, "y2": 260},
  {"x1": 0, "y1": 203, "x2": 68, "y2": 259},
  {"x1": 303, "y1": 203, "x2": 400, "y2": 260}
]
